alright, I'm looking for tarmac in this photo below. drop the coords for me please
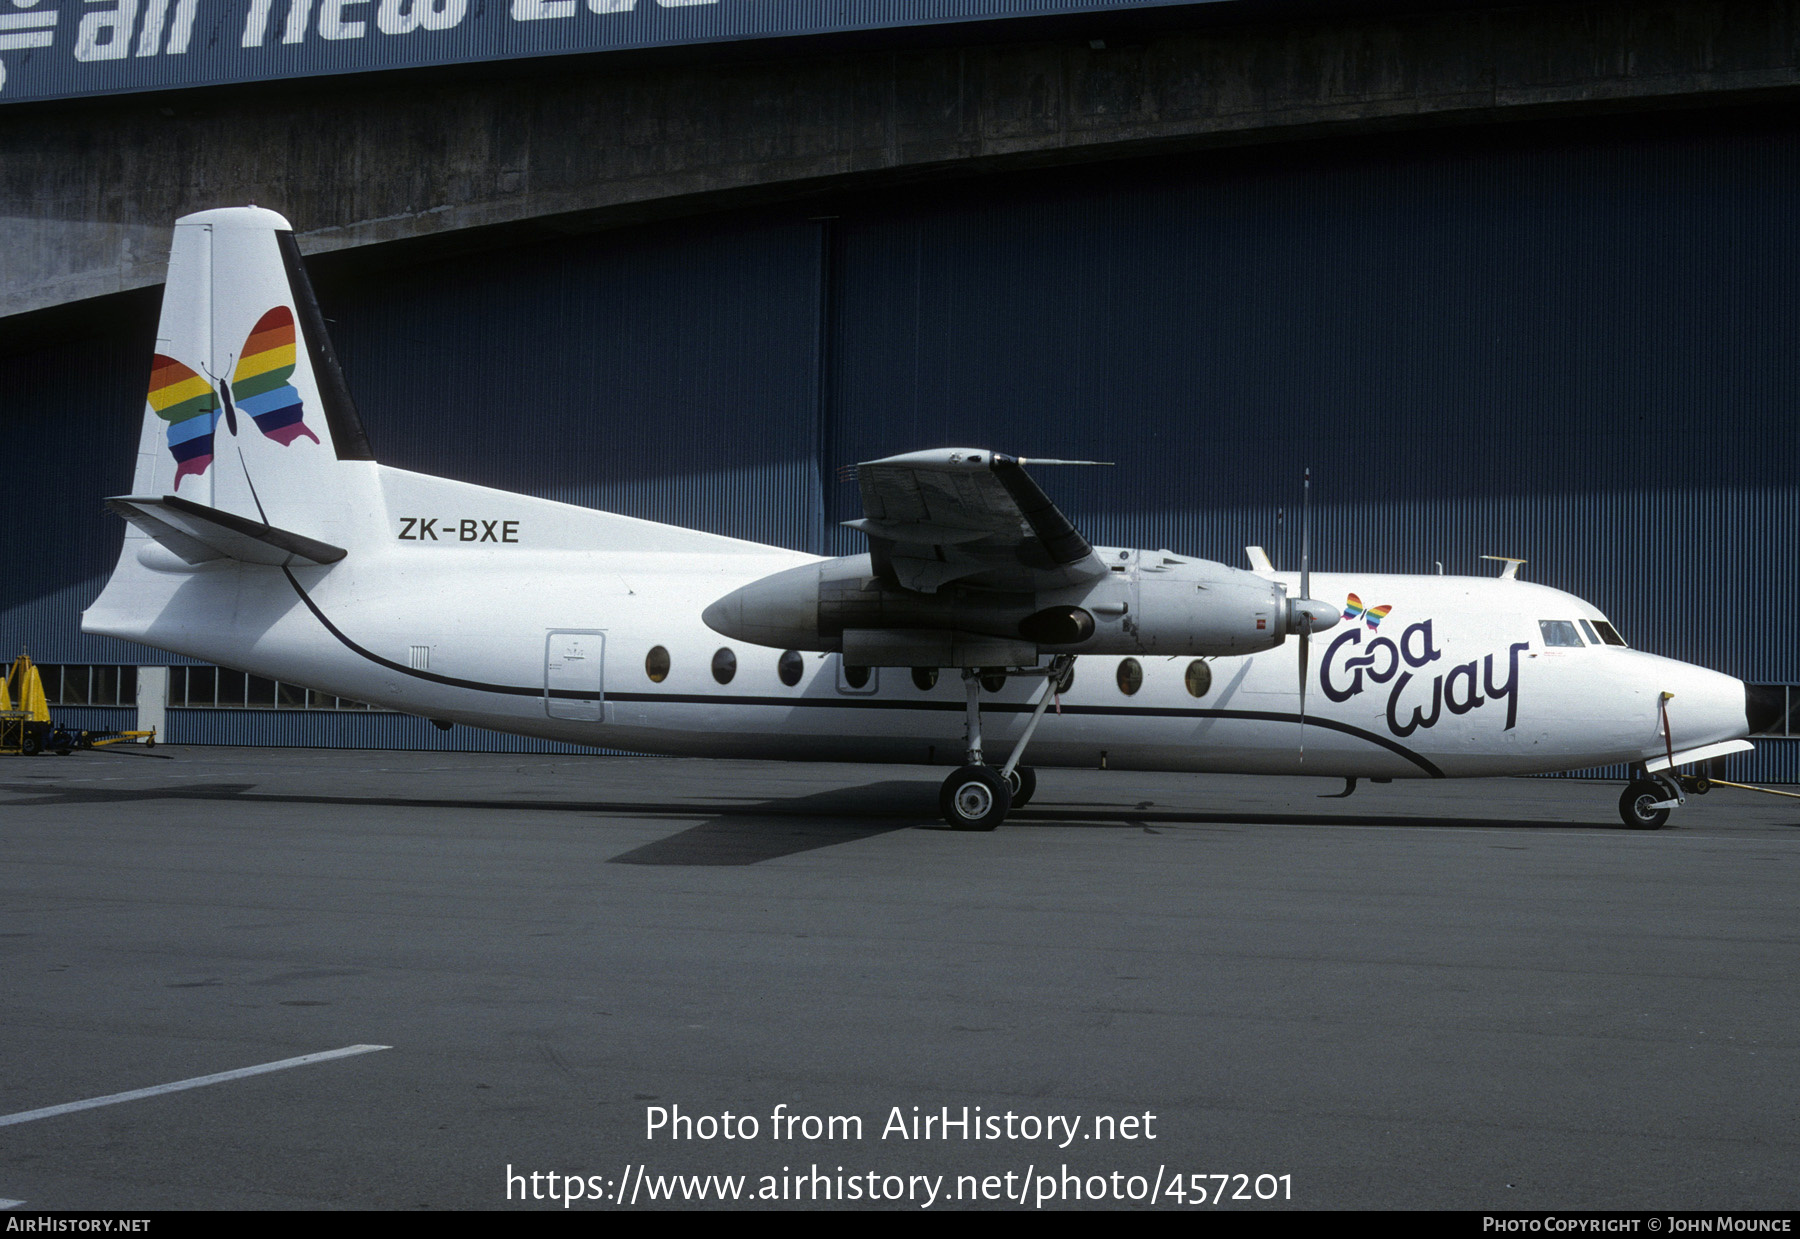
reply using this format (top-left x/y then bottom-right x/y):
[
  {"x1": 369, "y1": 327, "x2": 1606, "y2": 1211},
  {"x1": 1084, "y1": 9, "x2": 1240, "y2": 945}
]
[{"x1": 2, "y1": 746, "x2": 1797, "y2": 1211}]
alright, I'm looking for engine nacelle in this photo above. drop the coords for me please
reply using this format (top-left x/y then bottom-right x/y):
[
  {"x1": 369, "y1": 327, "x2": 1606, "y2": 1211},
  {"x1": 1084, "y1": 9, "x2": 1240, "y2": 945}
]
[{"x1": 702, "y1": 548, "x2": 1337, "y2": 666}]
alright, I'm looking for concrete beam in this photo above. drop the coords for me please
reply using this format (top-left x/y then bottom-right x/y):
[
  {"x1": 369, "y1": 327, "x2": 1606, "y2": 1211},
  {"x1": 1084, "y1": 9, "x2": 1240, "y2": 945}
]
[{"x1": 7, "y1": 0, "x2": 1800, "y2": 319}]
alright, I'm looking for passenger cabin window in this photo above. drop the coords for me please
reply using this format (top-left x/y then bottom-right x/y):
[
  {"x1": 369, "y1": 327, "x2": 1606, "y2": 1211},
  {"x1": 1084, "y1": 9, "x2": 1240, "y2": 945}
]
[
  {"x1": 645, "y1": 646, "x2": 671, "y2": 683},
  {"x1": 837, "y1": 659, "x2": 876, "y2": 693},
  {"x1": 1184, "y1": 660, "x2": 1212, "y2": 699},
  {"x1": 1538, "y1": 620, "x2": 1584, "y2": 648},
  {"x1": 911, "y1": 667, "x2": 938, "y2": 691},
  {"x1": 778, "y1": 650, "x2": 804, "y2": 687},
  {"x1": 711, "y1": 648, "x2": 737, "y2": 685},
  {"x1": 1117, "y1": 658, "x2": 1143, "y2": 696}
]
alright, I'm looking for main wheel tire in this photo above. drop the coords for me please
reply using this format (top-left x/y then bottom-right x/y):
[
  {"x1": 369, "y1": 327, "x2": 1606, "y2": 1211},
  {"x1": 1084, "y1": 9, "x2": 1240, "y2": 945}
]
[
  {"x1": 1005, "y1": 765, "x2": 1038, "y2": 808},
  {"x1": 1619, "y1": 779, "x2": 1670, "y2": 830},
  {"x1": 940, "y1": 765, "x2": 1012, "y2": 831}
]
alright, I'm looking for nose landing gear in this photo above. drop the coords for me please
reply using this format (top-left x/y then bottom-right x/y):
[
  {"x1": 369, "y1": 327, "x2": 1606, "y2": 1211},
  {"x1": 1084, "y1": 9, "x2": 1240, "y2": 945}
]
[{"x1": 1619, "y1": 768, "x2": 1685, "y2": 830}]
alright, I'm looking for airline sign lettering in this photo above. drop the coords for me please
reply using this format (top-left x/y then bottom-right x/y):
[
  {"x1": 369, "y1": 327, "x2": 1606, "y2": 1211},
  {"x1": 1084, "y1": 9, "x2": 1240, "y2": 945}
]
[
  {"x1": 1320, "y1": 613, "x2": 1531, "y2": 739},
  {"x1": 0, "y1": 0, "x2": 1185, "y2": 103}
]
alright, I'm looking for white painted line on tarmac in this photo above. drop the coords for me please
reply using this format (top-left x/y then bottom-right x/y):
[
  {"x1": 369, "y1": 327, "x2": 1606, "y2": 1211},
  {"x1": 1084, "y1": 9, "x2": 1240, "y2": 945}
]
[{"x1": 0, "y1": 1044, "x2": 391, "y2": 1128}]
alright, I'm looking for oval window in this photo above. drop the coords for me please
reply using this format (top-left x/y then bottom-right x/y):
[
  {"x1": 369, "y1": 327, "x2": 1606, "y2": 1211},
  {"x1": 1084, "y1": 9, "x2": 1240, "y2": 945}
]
[
  {"x1": 1116, "y1": 658, "x2": 1142, "y2": 696},
  {"x1": 979, "y1": 668, "x2": 1007, "y2": 693},
  {"x1": 911, "y1": 666, "x2": 938, "y2": 691},
  {"x1": 778, "y1": 649, "x2": 803, "y2": 687},
  {"x1": 1184, "y1": 660, "x2": 1212, "y2": 698},
  {"x1": 711, "y1": 647, "x2": 737, "y2": 685},
  {"x1": 843, "y1": 663, "x2": 871, "y2": 690},
  {"x1": 645, "y1": 646, "x2": 671, "y2": 683}
]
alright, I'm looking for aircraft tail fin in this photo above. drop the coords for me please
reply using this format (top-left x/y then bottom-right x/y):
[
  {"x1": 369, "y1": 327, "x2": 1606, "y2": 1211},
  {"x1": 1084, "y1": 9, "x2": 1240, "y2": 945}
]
[{"x1": 132, "y1": 206, "x2": 374, "y2": 533}]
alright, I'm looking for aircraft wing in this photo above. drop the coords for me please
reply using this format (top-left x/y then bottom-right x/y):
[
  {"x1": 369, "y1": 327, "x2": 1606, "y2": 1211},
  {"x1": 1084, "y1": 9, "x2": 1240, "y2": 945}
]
[{"x1": 845, "y1": 449, "x2": 1108, "y2": 594}]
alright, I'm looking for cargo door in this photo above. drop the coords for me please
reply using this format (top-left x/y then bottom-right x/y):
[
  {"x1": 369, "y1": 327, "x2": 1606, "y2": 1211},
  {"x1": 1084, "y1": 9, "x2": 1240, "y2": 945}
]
[{"x1": 545, "y1": 630, "x2": 605, "y2": 721}]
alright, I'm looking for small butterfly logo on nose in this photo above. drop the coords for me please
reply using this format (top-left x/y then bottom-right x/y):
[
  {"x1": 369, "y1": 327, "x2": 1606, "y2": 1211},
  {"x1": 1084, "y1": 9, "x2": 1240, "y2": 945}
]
[{"x1": 1343, "y1": 593, "x2": 1393, "y2": 630}]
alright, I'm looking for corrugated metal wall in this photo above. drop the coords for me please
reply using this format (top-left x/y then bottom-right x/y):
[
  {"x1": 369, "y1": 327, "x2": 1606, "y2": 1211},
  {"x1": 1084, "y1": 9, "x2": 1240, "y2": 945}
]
[
  {"x1": 819, "y1": 120, "x2": 1800, "y2": 691},
  {"x1": 331, "y1": 217, "x2": 827, "y2": 552},
  {"x1": 5, "y1": 111, "x2": 1798, "y2": 774},
  {"x1": 0, "y1": 325, "x2": 158, "y2": 664}
]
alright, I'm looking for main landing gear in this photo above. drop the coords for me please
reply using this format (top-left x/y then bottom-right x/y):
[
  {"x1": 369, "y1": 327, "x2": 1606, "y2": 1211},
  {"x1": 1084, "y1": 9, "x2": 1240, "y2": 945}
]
[{"x1": 939, "y1": 657, "x2": 1068, "y2": 831}]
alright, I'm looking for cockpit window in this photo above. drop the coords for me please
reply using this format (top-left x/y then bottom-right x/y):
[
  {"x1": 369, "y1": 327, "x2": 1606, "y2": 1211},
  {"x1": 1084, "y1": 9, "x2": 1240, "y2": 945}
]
[
  {"x1": 1538, "y1": 620, "x2": 1584, "y2": 647},
  {"x1": 1578, "y1": 619, "x2": 1601, "y2": 646},
  {"x1": 1591, "y1": 620, "x2": 1628, "y2": 647}
]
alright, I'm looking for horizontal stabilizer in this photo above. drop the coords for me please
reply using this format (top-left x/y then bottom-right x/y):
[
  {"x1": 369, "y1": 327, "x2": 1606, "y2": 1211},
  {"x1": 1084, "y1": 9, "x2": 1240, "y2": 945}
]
[{"x1": 106, "y1": 494, "x2": 346, "y2": 567}]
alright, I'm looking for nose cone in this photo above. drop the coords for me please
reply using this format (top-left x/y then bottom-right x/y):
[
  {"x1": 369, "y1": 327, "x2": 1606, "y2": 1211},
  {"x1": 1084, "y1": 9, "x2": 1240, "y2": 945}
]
[
  {"x1": 702, "y1": 594, "x2": 741, "y2": 640},
  {"x1": 703, "y1": 561, "x2": 826, "y2": 649},
  {"x1": 1745, "y1": 683, "x2": 1786, "y2": 735}
]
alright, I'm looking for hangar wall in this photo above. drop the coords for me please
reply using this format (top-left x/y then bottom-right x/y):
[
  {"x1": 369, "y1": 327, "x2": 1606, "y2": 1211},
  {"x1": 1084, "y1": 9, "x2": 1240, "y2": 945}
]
[
  {"x1": 17, "y1": 0, "x2": 1800, "y2": 321},
  {"x1": 6, "y1": 107, "x2": 1800, "y2": 775}
]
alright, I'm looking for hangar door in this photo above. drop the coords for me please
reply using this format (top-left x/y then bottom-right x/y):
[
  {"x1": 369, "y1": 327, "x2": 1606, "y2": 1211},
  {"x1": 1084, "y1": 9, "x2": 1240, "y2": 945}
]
[{"x1": 545, "y1": 631, "x2": 605, "y2": 721}]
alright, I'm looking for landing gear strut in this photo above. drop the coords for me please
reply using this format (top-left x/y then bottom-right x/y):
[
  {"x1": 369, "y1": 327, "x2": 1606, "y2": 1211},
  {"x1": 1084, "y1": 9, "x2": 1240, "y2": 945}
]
[
  {"x1": 1619, "y1": 767, "x2": 1684, "y2": 830},
  {"x1": 938, "y1": 656, "x2": 1069, "y2": 830}
]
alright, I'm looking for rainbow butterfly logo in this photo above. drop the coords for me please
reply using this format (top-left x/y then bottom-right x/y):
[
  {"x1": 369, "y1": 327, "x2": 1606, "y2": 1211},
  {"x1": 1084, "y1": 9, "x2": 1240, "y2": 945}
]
[
  {"x1": 144, "y1": 306, "x2": 321, "y2": 486},
  {"x1": 1342, "y1": 593, "x2": 1393, "y2": 631}
]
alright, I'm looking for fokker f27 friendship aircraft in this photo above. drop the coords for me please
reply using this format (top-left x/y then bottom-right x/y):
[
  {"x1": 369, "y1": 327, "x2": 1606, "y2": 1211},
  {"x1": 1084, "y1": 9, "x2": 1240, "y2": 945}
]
[{"x1": 83, "y1": 208, "x2": 1780, "y2": 830}]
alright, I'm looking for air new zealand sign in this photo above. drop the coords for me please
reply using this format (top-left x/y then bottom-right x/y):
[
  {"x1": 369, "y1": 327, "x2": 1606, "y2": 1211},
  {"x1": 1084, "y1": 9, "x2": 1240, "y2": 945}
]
[{"x1": 0, "y1": 0, "x2": 1204, "y2": 103}]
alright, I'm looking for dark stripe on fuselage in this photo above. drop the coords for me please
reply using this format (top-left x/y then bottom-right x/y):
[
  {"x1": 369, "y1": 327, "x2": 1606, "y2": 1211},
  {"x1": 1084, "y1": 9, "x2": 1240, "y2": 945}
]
[{"x1": 282, "y1": 569, "x2": 1445, "y2": 777}]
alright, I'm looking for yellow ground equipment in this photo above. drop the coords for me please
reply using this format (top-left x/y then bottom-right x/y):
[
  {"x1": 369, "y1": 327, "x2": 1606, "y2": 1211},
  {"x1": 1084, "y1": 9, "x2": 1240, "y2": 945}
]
[{"x1": 1, "y1": 652, "x2": 156, "y2": 755}]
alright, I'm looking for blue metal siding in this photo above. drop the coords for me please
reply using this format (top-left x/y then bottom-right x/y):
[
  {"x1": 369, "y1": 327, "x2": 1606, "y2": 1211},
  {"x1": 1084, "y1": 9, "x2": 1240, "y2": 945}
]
[
  {"x1": 0, "y1": 328, "x2": 163, "y2": 663},
  {"x1": 330, "y1": 217, "x2": 825, "y2": 550},
  {"x1": 7, "y1": 113, "x2": 1800, "y2": 776},
  {"x1": 822, "y1": 125, "x2": 1800, "y2": 695}
]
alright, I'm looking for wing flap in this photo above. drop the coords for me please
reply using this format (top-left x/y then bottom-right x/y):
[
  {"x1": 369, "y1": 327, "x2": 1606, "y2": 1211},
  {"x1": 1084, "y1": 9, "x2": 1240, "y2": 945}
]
[{"x1": 850, "y1": 449, "x2": 1106, "y2": 593}]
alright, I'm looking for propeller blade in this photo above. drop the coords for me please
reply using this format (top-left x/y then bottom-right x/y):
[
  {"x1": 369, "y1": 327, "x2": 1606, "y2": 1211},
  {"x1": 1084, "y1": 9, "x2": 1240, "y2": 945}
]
[
  {"x1": 1300, "y1": 467, "x2": 1310, "y2": 603},
  {"x1": 1303, "y1": 468, "x2": 1317, "y2": 763},
  {"x1": 1298, "y1": 611, "x2": 1311, "y2": 761},
  {"x1": 1298, "y1": 467, "x2": 1313, "y2": 762}
]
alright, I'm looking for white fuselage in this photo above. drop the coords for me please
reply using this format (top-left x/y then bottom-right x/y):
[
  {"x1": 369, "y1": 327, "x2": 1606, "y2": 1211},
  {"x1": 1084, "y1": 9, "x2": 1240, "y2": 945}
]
[{"x1": 83, "y1": 466, "x2": 1750, "y2": 780}]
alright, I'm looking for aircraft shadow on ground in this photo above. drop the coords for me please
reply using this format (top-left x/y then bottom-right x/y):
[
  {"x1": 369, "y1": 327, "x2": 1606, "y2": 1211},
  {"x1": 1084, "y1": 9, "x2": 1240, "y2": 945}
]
[
  {"x1": 4, "y1": 778, "x2": 1785, "y2": 865},
  {"x1": 605, "y1": 779, "x2": 933, "y2": 865},
  {"x1": 0, "y1": 777, "x2": 937, "y2": 866}
]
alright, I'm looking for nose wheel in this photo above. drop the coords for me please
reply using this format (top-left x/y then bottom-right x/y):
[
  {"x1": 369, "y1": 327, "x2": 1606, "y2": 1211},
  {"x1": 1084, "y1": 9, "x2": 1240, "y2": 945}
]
[{"x1": 1619, "y1": 772, "x2": 1682, "y2": 830}]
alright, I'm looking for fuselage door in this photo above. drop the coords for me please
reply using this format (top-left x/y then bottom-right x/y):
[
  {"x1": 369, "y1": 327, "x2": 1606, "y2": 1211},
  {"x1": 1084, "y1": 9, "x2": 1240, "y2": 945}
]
[{"x1": 545, "y1": 630, "x2": 605, "y2": 721}]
